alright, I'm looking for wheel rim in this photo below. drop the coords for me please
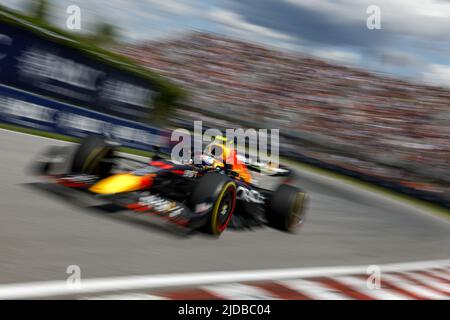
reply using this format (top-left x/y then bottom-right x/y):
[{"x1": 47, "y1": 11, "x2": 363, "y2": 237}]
[
  {"x1": 288, "y1": 192, "x2": 306, "y2": 229},
  {"x1": 216, "y1": 185, "x2": 236, "y2": 232}
]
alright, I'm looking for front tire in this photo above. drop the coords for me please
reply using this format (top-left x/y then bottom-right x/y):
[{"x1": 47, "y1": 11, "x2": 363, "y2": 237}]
[
  {"x1": 189, "y1": 173, "x2": 237, "y2": 235},
  {"x1": 267, "y1": 184, "x2": 307, "y2": 232},
  {"x1": 71, "y1": 135, "x2": 114, "y2": 178}
]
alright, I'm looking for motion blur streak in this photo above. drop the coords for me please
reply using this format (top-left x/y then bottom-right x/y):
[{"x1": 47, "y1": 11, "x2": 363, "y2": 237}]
[
  {"x1": 0, "y1": 257, "x2": 448, "y2": 299},
  {"x1": 1, "y1": 1, "x2": 450, "y2": 301},
  {"x1": 0, "y1": 131, "x2": 449, "y2": 287}
]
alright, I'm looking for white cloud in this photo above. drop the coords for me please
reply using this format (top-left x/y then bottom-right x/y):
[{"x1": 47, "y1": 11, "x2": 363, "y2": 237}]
[
  {"x1": 209, "y1": 9, "x2": 295, "y2": 41},
  {"x1": 312, "y1": 48, "x2": 361, "y2": 65},
  {"x1": 0, "y1": 0, "x2": 26, "y2": 11},
  {"x1": 145, "y1": 0, "x2": 194, "y2": 15},
  {"x1": 423, "y1": 64, "x2": 450, "y2": 87},
  {"x1": 285, "y1": 0, "x2": 450, "y2": 19},
  {"x1": 284, "y1": 0, "x2": 450, "y2": 40}
]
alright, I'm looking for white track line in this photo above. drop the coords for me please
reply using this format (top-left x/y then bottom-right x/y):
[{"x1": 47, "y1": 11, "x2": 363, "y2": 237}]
[
  {"x1": 84, "y1": 293, "x2": 168, "y2": 300},
  {"x1": 0, "y1": 259, "x2": 449, "y2": 299}
]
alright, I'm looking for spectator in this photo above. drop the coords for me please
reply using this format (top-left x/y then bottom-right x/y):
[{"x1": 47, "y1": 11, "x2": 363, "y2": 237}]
[{"x1": 115, "y1": 31, "x2": 450, "y2": 200}]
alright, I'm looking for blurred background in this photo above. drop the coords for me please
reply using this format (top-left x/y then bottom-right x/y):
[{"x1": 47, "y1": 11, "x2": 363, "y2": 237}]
[{"x1": 0, "y1": 0, "x2": 449, "y2": 207}]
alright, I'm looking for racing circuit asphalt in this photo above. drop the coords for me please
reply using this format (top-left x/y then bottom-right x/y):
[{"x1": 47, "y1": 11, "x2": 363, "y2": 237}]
[{"x1": 0, "y1": 129, "x2": 449, "y2": 284}]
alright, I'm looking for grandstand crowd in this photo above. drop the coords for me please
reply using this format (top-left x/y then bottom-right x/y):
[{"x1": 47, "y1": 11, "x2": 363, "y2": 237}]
[{"x1": 116, "y1": 32, "x2": 450, "y2": 201}]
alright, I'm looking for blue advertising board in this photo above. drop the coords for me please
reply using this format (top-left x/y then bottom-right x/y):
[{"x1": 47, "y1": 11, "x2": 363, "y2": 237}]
[
  {"x1": 0, "y1": 22, "x2": 157, "y2": 122},
  {"x1": 0, "y1": 84, "x2": 169, "y2": 152}
]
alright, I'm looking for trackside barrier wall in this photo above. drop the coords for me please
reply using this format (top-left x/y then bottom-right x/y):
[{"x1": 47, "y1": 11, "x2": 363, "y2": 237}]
[
  {"x1": 0, "y1": 21, "x2": 159, "y2": 122},
  {"x1": 0, "y1": 84, "x2": 169, "y2": 152}
]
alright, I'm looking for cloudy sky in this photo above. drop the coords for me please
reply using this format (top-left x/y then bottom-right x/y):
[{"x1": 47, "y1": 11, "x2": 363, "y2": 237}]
[{"x1": 2, "y1": 0, "x2": 450, "y2": 86}]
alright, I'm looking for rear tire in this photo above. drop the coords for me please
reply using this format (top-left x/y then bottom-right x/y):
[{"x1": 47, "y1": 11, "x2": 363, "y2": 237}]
[
  {"x1": 71, "y1": 135, "x2": 114, "y2": 178},
  {"x1": 189, "y1": 173, "x2": 237, "y2": 236},
  {"x1": 267, "y1": 184, "x2": 307, "y2": 232}
]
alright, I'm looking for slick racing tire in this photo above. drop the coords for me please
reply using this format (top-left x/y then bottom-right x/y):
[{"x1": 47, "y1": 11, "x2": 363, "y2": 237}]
[
  {"x1": 189, "y1": 172, "x2": 237, "y2": 236},
  {"x1": 71, "y1": 135, "x2": 114, "y2": 178},
  {"x1": 267, "y1": 184, "x2": 307, "y2": 232}
]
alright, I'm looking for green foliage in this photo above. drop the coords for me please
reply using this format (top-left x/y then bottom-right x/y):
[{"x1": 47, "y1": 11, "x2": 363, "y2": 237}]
[
  {"x1": 26, "y1": 0, "x2": 50, "y2": 22},
  {"x1": 90, "y1": 22, "x2": 120, "y2": 46}
]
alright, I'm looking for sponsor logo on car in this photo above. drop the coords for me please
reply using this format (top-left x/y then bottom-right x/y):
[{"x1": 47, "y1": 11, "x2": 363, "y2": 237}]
[
  {"x1": 139, "y1": 195, "x2": 180, "y2": 214},
  {"x1": 195, "y1": 202, "x2": 213, "y2": 213},
  {"x1": 236, "y1": 186, "x2": 265, "y2": 204}
]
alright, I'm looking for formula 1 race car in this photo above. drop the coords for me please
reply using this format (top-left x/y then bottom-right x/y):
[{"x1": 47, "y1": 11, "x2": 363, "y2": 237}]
[{"x1": 31, "y1": 135, "x2": 308, "y2": 236}]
